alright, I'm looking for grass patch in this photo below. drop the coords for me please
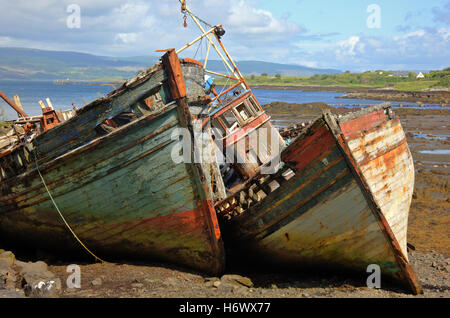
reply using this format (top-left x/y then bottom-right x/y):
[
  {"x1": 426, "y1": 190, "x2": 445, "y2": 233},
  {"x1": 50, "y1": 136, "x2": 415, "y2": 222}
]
[
  {"x1": 393, "y1": 80, "x2": 440, "y2": 91},
  {"x1": 214, "y1": 68, "x2": 449, "y2": 92}
]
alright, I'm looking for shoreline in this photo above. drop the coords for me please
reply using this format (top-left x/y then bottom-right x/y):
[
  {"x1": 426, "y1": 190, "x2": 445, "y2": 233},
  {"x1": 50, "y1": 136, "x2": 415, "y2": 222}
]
[{"x1": 227, "y1": 84, "x2": 449, "y2": 105}]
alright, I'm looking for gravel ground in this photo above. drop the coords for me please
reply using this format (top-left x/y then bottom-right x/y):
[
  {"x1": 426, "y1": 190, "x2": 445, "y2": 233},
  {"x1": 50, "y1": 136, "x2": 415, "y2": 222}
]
[
  {"x1": 1, "y1": 104, "x2": 448, "y2": 299},
  {"x1": 43, "y1": 250, "x2": 448, "y2": 298}
]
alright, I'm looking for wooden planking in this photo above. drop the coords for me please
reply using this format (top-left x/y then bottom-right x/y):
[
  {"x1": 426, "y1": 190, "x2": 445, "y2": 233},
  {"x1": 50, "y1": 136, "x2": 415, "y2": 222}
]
[
  {"x1": 5, "y1": 109, "x2": 193, "y2": 219},
  {"x1": 0, "y1": 105, "x2": 222, "y2": 274},
  {"x1": 343, "y1": 117, "x2": 414, "y2": 256},
  {"x1": 33, "y1": 69, "x2": 167, "y2": 164},
  {"x1": 339, "y1": 109, "x2": 387, "y2": 137},
  {"x1": 346, "y1": 119, "x2": 405, "y2": 164},
  {"x1": 225, "y1": 110, "x2": 421, "y2": 292},
  {"x1": 1, "y1": 106, "x2": 181, "y2": 210},
  {"x1": 239, "y1": 145, "x2": 344, "y2": 230},
  {"x1": 30, "y1": 63, "x2": 204, "y2": 166},
  {"x1": 258, "y1": 179, "x2": 401, "y2": 276}
]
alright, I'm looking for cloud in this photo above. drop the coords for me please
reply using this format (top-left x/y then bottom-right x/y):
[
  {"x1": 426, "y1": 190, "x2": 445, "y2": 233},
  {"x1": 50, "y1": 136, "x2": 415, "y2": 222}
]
[
  {"x1": 0, "y1": 36, "x2": 12, "y2": 45},
  {"x1": 0, "y1": 1, "x2": 448, "y2": 72},
  {"x1": 432, "y1": 1, "x2": 450, "y2": 25},
  {"x1": 303, "y1": 27, "x2": 449, "y2": 71},
  {"x1": 114, "y1": 33, "x2": 138, "y2": 44},
  {"x1": 394, "y1": 29, "x2": 426, "y2": 40},
  {"x1": 438, "y1": 27, "x2": 450, "y2": 40},
  {"x1": 0, "y1": 0, "x2": 305, "y2": 61},
  {"x1": 227, "y1": 0, "x2": 300, "y2": 36},
  {"x1": 336, "y1": 36, "x2": 362, "y2": 56}
]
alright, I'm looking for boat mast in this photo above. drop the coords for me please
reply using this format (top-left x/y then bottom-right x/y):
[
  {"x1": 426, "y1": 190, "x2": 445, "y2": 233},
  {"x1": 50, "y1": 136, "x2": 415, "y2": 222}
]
[{"x1": 177, "y1": 1, "x2": 251, "y2": 96}]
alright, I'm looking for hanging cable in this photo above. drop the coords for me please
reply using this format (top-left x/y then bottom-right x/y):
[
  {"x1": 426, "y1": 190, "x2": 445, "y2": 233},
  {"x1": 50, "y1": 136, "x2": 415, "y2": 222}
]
[
  {"x1": 193, "y1": 37, "x2": 203, "y2": 60},
  {"x1": 33, "y1": 150, "x2": 104, "y2": 263}
]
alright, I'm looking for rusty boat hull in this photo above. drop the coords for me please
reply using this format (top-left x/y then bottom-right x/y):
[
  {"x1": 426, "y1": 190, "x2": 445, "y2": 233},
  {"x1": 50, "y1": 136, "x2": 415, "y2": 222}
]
[
  {"x1": 0, "y1": 51, "x2": 225, "y2": 275},
  {"x1": 216, "y1": 105, "x2": 422, "y2": 294}
]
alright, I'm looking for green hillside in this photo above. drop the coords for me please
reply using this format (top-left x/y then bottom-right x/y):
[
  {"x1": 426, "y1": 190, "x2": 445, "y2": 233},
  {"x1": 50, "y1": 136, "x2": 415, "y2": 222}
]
[
  {"x1": 215, "y1": 69, "x2": 450, "y2": 91},
  {"x1": 0, "y1": 47, "x2": 341, "y2": 81}
]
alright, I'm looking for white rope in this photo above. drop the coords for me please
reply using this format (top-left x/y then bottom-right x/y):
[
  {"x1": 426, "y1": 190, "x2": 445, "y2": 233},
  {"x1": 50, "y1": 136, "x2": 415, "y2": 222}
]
[{"x1": 33, "y1": 150, "x2": 104, "y2": 263}]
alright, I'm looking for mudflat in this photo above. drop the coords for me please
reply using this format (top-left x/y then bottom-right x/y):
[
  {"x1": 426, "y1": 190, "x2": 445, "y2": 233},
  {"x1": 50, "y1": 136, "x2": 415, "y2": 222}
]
[
  {"x1": 265, "y1": 102, "x2": 450, "y2": 258},
  {"x1": 1, "y1": 102, "x2": 448, "y2": 298}
]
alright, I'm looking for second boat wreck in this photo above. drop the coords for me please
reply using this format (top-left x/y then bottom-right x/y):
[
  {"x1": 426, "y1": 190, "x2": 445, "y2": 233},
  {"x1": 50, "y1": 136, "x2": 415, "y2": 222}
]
[
  {"x1": 215, "y1": 105, "x2": 421, "y2": 294},
  {"x1": 0, "y1": 1, "x2": 422, "y2": 294}
]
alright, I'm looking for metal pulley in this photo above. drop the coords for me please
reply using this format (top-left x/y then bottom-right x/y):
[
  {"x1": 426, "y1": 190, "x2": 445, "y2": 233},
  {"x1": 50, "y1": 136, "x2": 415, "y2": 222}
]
[{"x1": 214, "y1": 26, "x2": 225, "y2": 38}]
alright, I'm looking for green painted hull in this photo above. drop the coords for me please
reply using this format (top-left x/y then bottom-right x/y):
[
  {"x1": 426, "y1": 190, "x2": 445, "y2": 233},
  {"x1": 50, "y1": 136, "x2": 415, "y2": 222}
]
[{"x1": 0, "y1": 56, "x2": 225, "y2": 275}]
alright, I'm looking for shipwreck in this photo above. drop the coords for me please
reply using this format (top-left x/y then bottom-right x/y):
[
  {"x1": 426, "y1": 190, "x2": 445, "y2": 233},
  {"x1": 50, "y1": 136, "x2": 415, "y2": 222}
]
[{"x1": 0, "y1": 0, "x2": 422, "y2": 294}]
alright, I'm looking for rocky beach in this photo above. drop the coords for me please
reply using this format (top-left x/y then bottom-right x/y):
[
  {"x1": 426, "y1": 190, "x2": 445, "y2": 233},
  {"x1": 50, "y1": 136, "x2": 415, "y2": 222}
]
[{"x1": 1, "y1": 102, "x2": 449, "y2": 299}]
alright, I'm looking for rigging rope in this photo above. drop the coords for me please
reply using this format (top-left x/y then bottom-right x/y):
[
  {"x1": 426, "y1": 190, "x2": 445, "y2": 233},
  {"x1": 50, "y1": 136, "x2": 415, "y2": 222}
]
[
  {"x1": 193, "y1": 37, "x2": 203, "y2": 60},
  {"x1": 184, "y1": 8, "x2": 214, "y2": 29},
  {"x1": 33, "y1": 150, "x2": 104, "y2": 263}
]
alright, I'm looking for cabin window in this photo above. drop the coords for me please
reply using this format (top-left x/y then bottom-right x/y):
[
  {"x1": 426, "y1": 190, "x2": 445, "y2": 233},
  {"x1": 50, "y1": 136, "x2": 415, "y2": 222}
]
[
  {"x1": 221, "y1": 109, "x2": 240, "y2": 132},
  {"x1": 247, "y1": 97, "x2": 261, "y2": 114},
  {"x1": 235, "y1": 103, "x2": 252, "y2": 122},
  {"x1": 211, "y1": 118, "x2": 226, "y2": 137}
]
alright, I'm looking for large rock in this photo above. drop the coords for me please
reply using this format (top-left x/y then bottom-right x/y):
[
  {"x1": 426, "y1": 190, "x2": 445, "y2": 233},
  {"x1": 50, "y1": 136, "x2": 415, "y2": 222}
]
[
  {"x1": 220, "y1": 274, "x2": 254, "y2": 288},
  {"x1": 14, "y1": 260, "x2": 60, "y2": 297},
  {"x1": 22, "y1": 271, "x2": 61, "y2": 298},
  {"x1": 14, "y1": 260, "x2": 48, "y2": 275},
  {"x1": 0, "y1": 266, "x2": 17, "y2": 290},
  {"x1": 0, "y1": 251, "x2": 16, "y2": 268}
]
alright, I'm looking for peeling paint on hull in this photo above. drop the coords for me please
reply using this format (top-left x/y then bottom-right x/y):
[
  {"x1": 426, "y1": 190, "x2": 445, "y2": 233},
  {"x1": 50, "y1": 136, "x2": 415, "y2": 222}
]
[
  {"x1": 217, "y1": 105, "x2": 421, "y2": 294},
  {"x1": 0, "y1": 53, "x2": 225, "y2": 275}
]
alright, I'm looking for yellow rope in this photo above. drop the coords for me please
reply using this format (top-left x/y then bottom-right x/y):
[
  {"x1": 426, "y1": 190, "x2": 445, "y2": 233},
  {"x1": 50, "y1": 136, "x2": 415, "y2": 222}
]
[{"x1": 34, "y1": 150, "x2": 104, "y2": 263}]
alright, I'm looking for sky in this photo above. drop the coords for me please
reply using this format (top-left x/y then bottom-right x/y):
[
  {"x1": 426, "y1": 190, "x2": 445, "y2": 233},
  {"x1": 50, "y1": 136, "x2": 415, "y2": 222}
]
[{"x1": 0, "y1": 0, "x2": 448, "y2": 71}]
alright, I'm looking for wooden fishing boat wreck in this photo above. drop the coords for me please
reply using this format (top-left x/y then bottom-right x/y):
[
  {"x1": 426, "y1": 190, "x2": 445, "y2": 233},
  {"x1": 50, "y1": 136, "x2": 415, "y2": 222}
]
[
  {"x1": 174, "y1": 3, "x2": 422, "y2": 293},
  {"x1": 0, "y1": 0, "x2": 422, "y2": 294},
  {"x1": 215, "y1": 105, "x2": 422, "y2": 294},
  {"x1": 0, "y1": 50, "x2": 225, "y2": 275}
]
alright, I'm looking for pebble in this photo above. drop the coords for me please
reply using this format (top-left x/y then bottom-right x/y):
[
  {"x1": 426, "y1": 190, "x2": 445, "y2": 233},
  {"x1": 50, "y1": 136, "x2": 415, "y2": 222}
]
[
  {"x1": 204, "y1": 277, "x2": 219, "y2": 283},
  {"x1": 131, "y1": 283, "x2": 144, "y2": 289},
  {"x1": 91, "y1": 278, "x2": 102, "y2": 286}
]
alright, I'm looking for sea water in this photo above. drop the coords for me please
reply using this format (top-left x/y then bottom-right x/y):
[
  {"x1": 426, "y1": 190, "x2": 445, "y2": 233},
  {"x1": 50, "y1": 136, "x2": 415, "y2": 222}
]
[{"x1": 0, "y1": 80, "x2": 446, "y2": 120}]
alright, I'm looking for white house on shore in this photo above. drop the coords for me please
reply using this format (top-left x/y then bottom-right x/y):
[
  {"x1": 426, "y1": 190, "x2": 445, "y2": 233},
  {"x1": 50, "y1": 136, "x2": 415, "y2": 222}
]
[{"x1": 416, "y1": 72, "x2": 425, "y2": 79}]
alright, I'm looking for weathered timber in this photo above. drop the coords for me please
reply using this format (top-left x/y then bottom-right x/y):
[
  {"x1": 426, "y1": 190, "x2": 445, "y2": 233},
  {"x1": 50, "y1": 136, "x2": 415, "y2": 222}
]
[
  {"x1": 217, "y1": 105, "x2": 422, "y2": 294},
  {"x1": 0, "y1": 54, "x2": 225, "y2": 275}
]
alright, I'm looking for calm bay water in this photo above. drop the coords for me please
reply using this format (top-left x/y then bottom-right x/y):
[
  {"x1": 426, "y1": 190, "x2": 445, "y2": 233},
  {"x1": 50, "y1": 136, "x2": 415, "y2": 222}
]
[{"x1": 0, "y1": 80, "x2": 441, "y2": 120}]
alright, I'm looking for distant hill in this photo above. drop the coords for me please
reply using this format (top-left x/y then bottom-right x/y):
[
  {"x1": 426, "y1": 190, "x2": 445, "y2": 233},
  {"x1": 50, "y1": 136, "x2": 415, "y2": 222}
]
[{"x1": 0, "y1": 47, "x2": 341, "y2": 81}]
